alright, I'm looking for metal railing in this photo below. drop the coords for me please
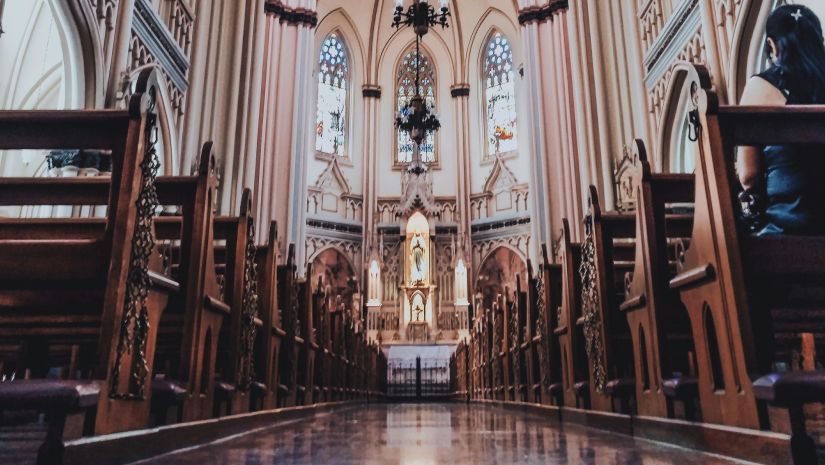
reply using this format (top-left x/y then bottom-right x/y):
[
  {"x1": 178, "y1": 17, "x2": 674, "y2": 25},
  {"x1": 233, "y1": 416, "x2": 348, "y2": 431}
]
[{"x1": 387, "y1": 357, "x2": 451, "y2": 399}]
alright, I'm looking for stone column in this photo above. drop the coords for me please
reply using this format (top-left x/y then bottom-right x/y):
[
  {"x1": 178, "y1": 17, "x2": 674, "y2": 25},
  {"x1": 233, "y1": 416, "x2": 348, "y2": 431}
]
[
  {"x1": 104, "y1": 0, "x2": 137, "y2": 108},
  {"x1": 361, "y1": 85, "x2": 381, "y2": 273},
  {"x1": 256, "y1": 0, "x2": 318, "y2": 257},
  {"x1": 450, "y1": 84, "x2": 473, "y2": 270},
  {"x1": 182, "y1": 0, "x2": 268, "y2": 209},
  {"x1": 518, "y1": 0, "x2": 583, "y2": 245}
]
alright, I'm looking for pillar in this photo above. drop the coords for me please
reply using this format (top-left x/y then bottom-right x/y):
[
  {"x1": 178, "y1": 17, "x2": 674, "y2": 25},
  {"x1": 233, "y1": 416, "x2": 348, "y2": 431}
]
[
  {"x1": 256, "y1": 0, "x2": 318, "y2": 257},
  {"x1": 519, "y1": 0, "x2": 583, "y2": 246}
]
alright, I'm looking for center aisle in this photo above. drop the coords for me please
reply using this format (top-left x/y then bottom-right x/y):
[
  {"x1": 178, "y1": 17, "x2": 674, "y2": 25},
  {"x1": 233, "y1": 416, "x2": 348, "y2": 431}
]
[{"x1": 136, "y1": 404, "x2": 747, "y2": 465}]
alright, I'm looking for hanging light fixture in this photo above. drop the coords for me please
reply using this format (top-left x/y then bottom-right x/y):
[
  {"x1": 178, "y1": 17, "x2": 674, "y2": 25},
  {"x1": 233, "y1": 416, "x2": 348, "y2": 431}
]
[
  {"x1": 392, "y1": 0, "x2": 451, "y2": 37},
  {"x1": 395, "y1": 35, "x2": 441, "y2": 171},
  {"x1": 392, "y1": 1, "x2": 449, "y2": 171}
]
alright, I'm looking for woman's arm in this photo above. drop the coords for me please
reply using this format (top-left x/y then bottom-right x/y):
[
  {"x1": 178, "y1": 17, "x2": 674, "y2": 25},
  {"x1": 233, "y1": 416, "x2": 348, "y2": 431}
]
[{"x1": 737, "y1": 76, "x2": 787, "y2": 189}]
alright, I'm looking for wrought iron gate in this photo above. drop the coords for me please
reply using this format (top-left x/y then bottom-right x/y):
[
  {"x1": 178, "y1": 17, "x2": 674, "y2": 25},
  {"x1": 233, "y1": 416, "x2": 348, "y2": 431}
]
[{"x1": 387, "y1": 356, "x2": 451, "y2": 400}]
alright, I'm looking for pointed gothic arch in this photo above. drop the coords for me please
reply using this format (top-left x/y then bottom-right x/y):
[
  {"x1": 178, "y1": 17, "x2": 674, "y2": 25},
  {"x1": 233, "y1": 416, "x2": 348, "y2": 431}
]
[
  {"x1": 314, "y1": 31, "x2": 351, "y2": 158},
  {"x1": 395, "y1": 42, "x2": 438, "y2": 165},
  {"x1": 481, "y1": 30, "x2": 519, "y2": 159}
]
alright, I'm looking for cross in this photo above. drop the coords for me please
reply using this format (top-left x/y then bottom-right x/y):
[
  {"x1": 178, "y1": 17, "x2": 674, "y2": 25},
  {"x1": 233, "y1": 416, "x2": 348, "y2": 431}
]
[{"x1": 792, "y1": 9, "x2": 803, "y2": 22}]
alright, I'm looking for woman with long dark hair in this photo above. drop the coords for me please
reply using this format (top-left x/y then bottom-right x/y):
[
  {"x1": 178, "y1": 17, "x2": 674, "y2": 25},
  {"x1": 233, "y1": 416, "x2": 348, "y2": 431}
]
[{"x1": 738, "y1": 4, "x2": 825, "y2": 235}]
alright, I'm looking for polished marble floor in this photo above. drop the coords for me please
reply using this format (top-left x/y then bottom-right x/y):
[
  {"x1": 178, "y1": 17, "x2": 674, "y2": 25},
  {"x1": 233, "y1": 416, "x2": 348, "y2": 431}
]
[{"x1": 137, "y1": 404, "x2": 750, "y2": 465}]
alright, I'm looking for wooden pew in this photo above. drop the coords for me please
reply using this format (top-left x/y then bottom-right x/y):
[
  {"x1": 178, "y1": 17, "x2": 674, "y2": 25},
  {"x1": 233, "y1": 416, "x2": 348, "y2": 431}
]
[
  {"x1": 276, "y1": 245, "x2": 300, "y2": 407},
  {"x1": 312, "y1": 282, "x2": 331, "y2": 403},
  {"x1": 473, "y1": 312, "x2": 485, "y2": 399},
  {"x1": 509, "y1": 279, "x2": 529, "y2": 402},
  {"x1": 492, "y1": 299, "x2": 507, "y2": 400},
  {"x1": 556, "y1": 219, "x2": 589, "y2": 409},
  {"x1": 621, "y1": 139, "x2": 698, "y2": 420},
  {"x1": 470, "y1": 328, "x2": 479, "y2": 399},
  {"x1": 533, "y1": 246, "x2": 565, "y2": 406},
  {"x1": 293, "y1": 268, "x2": 317, "y2": 405},
  {"x1": 0, "y1": 70, "x2": 177, "y2": 439},
  {"x1": 149, "y1": 143, "x2": 231, "y2": 424},
  {"x1": 210, "y1": 189, "x2": 263, "y2": 416},
  {"x1": 579, "y1": 187, "x2": 637, "y2": 414},
  {"x1": 669, "y1": 64, "x2": 825, "y2": 431},
  {"x1": 521, "y1": 265, "x2": 539, "y2": 404},
  {"x1": 484, "y1": 307, "x2": 494, "y2": 399},
  {"x1": 330, "y1": 303, "x2": 345, "y2": 401},
  {"x1": 252, "y1": 221, "x2": 285, "y2": 410},
  {"x1": 342, "y1": 315, "x2": 355, "y2": 399}
]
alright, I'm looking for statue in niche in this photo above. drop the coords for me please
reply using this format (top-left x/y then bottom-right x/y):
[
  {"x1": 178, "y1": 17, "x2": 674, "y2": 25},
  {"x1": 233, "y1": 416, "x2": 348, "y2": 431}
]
[
  {"x1": 412, "y1": 301, "x2": 425, "y2": 322},
  {"x1": 410, "y1": 232, "x2": 427, "y2": 285}
]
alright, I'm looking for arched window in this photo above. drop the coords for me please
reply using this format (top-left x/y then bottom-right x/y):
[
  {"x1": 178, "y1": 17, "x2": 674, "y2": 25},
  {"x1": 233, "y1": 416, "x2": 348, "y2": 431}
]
[
  {"x1": 483, "y1": 32, "x2": 518, "y2": 158},
  {"x1": 315, "y1": 33, "x2": 349, "y2": 157},
  {"x1": 397, "y1": 47, "x2": 436, "y2": 164}
]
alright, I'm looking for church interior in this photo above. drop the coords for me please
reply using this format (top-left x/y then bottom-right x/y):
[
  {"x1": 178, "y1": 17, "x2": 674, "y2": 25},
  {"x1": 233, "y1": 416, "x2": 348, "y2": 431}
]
[{"x1": 2, "y1": 0, "x2": 825, "y2": 463}]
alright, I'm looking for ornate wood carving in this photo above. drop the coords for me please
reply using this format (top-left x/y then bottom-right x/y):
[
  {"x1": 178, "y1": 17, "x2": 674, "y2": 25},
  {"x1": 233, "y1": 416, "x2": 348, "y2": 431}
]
[
  {"x1": 534, "y1": 267, "x2": 550, "y2": 390},
  {"x1": 110, "y1": 75, "x2": 160, "y2": 400},
  {"x1": 492, "y1": 307, "x2": 503, "y2": 390},
  {"x1": 238, "y1": 216, "x2": 259, "y2": 391},
  {"x1": 508, "y1": 297, "x2": 521, "y2": 394},
  {"x1": 579, "y1": 215, "x2": 607, "y2": 394}
]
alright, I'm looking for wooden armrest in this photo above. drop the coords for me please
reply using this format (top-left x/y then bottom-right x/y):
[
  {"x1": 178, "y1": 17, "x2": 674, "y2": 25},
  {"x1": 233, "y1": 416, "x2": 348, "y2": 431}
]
[
  {"x1": 204, "y1": 295, "x2": 231, "y2": 315},
  {"x1": 753, "y1": 371, "x2": 825, "y2": 406}
]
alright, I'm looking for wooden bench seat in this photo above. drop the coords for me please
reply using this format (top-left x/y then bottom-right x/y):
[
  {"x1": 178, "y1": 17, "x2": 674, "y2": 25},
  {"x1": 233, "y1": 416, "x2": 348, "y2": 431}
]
[
  {"x1": 532, "y1": 246, "x2": 565, "y2": 406},
  {"x1": 754, "y1": 371, "x2": 825, "y2": 465},
  {"x1": 0, "y1": 380, "x2": 101, "y2": 465},
  {"x1": 668, "y1": 65, "x2": 825, "y2": 444},
  {"x1": 0, "y1": 70, "x2": 177, "y2": 436},
  {"x1": 147, "y1": 144, "x2": 231, "y2": 424},
  {"x1": 578, "y1": 187, "x2": 637, "y2": 414},
  {"x1": 557, "y1": 219, "x2": 588, "y2": 409},
  {"x1": 250, "y1": 221, "x2": 285, "y2": 411},
  {"x1": 618, "y1": 139, "x2": 698, "y2": 420}
]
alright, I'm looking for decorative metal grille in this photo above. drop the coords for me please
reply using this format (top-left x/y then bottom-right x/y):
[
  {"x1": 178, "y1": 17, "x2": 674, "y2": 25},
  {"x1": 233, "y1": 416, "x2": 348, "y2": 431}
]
[
  {"x1": 110, "y1": 85, "x2": 160, "y2": 400},
  {"x1": 580, "y1": 215, "x2": 607, "y2": 394},
  {"x1": 237, "y1": 218, "x2": 259, "y2": 392},
  {"x1": 534, "y1": 268, "x2": 550, "y2": 390},
  {"x1": 509, "y1": 298, "x2": 521, "y2": 394}
]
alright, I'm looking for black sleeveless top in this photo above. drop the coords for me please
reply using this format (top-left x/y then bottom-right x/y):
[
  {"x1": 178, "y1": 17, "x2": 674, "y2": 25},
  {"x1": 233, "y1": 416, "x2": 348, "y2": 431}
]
[{"x1": 754, "y1": 66, "x2": 825, "y2": 235}]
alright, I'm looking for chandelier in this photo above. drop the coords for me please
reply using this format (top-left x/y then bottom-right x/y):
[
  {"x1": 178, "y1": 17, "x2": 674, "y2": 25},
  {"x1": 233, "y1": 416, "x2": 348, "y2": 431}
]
[
  {"x1": 392, "y1": 0, "x2": 451, "y2": 37},
  {"x1": 395, "y1": 36, "x2": 440, "y2": 146},
  {"x1": 392, "y1": 1, "x2": 450, "y2": 170}
]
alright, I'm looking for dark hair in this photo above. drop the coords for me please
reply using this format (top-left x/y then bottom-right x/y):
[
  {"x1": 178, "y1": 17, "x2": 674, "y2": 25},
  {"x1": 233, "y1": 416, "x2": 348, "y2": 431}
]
[{"x1": 766, "y1": 4, "x2": 825, "y2": 103}]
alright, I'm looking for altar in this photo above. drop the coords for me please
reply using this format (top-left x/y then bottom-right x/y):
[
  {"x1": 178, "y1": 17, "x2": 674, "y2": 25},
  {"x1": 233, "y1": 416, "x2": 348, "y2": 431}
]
[{"x1": 366, "y1": 209, "x2": 470, "y2": 345}]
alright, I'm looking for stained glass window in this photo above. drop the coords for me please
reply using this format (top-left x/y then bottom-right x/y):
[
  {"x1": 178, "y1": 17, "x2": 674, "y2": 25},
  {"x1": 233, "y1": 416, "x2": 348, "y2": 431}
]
[
  {"x1": 315, "y1": 33, "x2": 348, "y2": 156},
  {"x1": 484, "y1": 33, "x2": 518, "y2": 157},
  {"x1": 397, "y1": 48, "x2": 436, "y2": 163}
]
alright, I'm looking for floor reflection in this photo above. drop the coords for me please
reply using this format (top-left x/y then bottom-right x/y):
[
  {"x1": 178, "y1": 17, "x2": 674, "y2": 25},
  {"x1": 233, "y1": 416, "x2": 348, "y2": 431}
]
[{"x1": 137, "y1": 404, "x2": 747, "y2": 465}]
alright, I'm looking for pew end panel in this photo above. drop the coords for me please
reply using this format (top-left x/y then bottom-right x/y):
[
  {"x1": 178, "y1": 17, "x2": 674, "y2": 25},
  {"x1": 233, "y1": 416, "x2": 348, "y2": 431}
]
[
  {"x1": 581, "y1": 187, "x2": 637, "y2": 414},
  {"x1": 253, "y1": 221, "x2": 284, "y2": 410},
  {"x1": 622, "y1": 139, "x2": 698, "y2": 419},
  {"x1": 557, "y1": 219, "x2": 588, "y2": 408},
  {"x1": 0, "y1": 70, "x2": 182, "y2": 435}
]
